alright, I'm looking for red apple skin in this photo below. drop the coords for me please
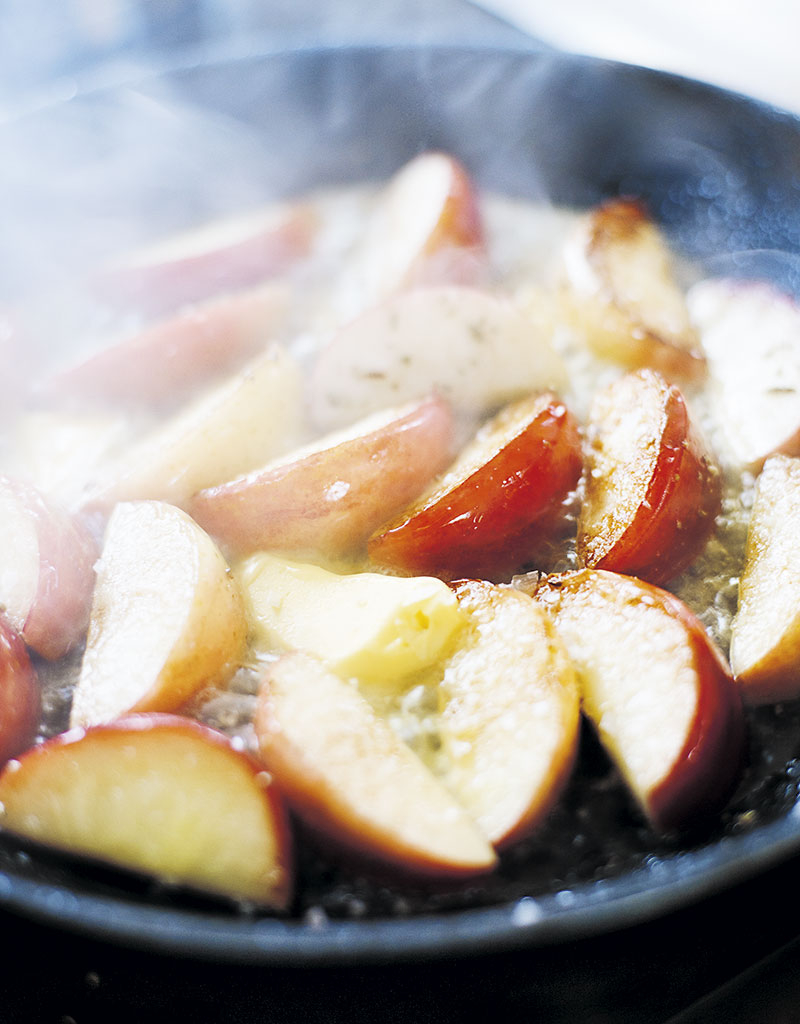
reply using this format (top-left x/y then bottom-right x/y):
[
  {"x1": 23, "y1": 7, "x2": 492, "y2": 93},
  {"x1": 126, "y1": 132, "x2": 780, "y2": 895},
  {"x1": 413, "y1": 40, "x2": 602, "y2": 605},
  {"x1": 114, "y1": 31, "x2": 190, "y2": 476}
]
[
  {"x1": 0, "y1": 616, "x2": 41, "y2": 766},
  {"x1": 368, "y1": 393, "x2": 583, "y2": 581},
  {"x1": 578, "y1": 369, "x2": 721, "y2": 586},
  {"x1": 190, "y1": 395, "x2": 455, "y2": 559}
]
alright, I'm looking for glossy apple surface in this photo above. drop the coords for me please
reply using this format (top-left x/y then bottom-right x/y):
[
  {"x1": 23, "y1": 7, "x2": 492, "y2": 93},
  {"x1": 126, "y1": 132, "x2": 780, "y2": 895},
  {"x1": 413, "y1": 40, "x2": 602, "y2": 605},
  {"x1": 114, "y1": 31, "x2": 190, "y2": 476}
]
[
  {"x1": 527, "y1": 569, "x2": 745, "y2": 832},
  {"x1": 191, "y1": 395, "x2": 455, "y2": 560},
  {"x1": 730, "y1": 455, "x2": 800, "y2": 702},
  {"x1": 577, "y1": 368, "x2": 721, "y2": 586},
  {"x1": 70, "y1": 501, "x2": 246, "y2": 729},
  {"x1": 254, "y1": 651, "x2": 496, "y2": 878},
  {"x1": 0, "y1": 616, "x2": 41, "y2": 765},
  {"x1": 0, "y1": 714, "x2": 292, "y2": 908},
  {"x1": 369, "y1": 391, "x2": 583, "y2": 580},
  {"x1": 439, "y1": 580, "x2": 580, "y2": 847}
]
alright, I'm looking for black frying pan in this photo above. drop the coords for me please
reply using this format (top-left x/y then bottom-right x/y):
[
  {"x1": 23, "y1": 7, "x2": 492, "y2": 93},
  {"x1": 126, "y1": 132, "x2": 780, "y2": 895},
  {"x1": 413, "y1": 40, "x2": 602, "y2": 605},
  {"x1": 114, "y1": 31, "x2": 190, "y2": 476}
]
[{"x1": 2, "y1": 42, "x2": 800, "y2": 966}]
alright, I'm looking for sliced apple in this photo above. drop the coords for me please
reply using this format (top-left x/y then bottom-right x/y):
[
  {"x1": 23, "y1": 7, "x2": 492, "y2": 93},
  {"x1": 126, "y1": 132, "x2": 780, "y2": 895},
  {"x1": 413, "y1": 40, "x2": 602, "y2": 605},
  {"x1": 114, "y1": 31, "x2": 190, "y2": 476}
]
[
  {"x1": 70, "y1": 501, "x2": 246, "y2": 729},
  {"x1": 38, "y1": 282, "x2": 289, "y2": 412},
  {"x1": 0, "y1": 616, "x2": 41, "y2": 765},
  {"x1": 729, "y1": 455, "x2": 800, "y2": 702},
  {"x1": 0, "y1": 476, "x2": 98, "y2": 660},
  {"x1": 0, "y1": 714, "x2": 293, "y2": 908},
  {"x1": 190, "y1": 395, "x2": 455, "y2": 560},
  {"x1": 237, "y1": 553, "x2": 464, "y2": 689},
  {"x1": 83, "y1": 344, "x2": 303, "y2": 511},
  {"x1": 562, "y1": 198, "x2": 704, "y2": 381},
  {"x1": 439, "y1": 580, "x2": 580, "y2": 848},
  {"x1": 255, "y1": 651, "x2": 495, "y2": 877},
  {"x1": 577, "y1": 368, "x2": 721, "y2": 586},
  {"x1": 527, "y1": 569, "x2": 745, "y2": 831},
  {"x1": 307, "y1": 286, "x2": 567, "y2": 431},
  {"x1": 368, "y1": 391, "x2": 583, "y2": 580},
  {"x1": 687, "y1": 277, "x2": 800, "y2": 471}
]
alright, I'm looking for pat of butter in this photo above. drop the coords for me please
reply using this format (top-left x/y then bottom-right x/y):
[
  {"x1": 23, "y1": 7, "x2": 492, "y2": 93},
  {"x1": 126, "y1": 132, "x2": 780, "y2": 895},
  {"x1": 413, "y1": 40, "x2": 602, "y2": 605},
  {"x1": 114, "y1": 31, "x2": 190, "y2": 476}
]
[{"x1": 238, "y1": 553, "x2": 464, "y2": 685}]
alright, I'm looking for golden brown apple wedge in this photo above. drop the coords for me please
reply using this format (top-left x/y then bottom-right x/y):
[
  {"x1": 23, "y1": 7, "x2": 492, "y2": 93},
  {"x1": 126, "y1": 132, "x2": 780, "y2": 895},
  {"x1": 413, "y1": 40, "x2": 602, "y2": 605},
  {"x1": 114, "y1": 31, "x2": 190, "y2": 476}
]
[
  {"x1": 307, "y1": 286, "x2": 567, "y2": 431},
  {"x1": 255, "y1": 651, "x2": 496, "y2": 878},
  {"x1": 70, "y1": 501, "x2": 246, "y2": 729},
  {"x1": 562, "y1": 198, "x2": 704, "y2": 381},
  {"x1": 687, "y1": 277, "x2": 800, "y2": 470},
  {"x1": 190, "y1": 395, "x2": 455, "y2": 560},
  {"x1": 527, "y1": 569, "x2": 745, "y2": 832},
  {"x1": 577, "y1": 368, "x2": 721, "y2": 586},
  {"x1": 0, "y1": 616, "x2": 41, "y2": 765},
  {"x1": 0, "y1": 476, "x2": 98, "y2": 660},
  {"x1": 730, "y1": 455, "x2": 800, "y2": 702},
  {"x1": 0, "y1": 714, "x2": 293, "y2": 908},
  {"x1": 439, "y1": 580, "x2": 580, "y2": 848}
]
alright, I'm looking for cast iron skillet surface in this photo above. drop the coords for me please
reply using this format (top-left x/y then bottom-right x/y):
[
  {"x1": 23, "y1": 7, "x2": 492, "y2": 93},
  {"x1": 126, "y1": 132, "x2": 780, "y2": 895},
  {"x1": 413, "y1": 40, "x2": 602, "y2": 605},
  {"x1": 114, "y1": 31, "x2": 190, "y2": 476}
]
[{"x1": 2, "y1": 42, "x2": 800, "y2": 964}]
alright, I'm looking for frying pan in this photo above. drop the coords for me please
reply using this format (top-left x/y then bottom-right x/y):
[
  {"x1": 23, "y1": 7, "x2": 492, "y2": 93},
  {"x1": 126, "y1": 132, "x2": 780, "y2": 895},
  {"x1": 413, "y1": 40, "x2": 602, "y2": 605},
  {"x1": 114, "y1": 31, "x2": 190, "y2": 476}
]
[{"x1": 2, "y1": 41, "x2": 800, "y2": 966}]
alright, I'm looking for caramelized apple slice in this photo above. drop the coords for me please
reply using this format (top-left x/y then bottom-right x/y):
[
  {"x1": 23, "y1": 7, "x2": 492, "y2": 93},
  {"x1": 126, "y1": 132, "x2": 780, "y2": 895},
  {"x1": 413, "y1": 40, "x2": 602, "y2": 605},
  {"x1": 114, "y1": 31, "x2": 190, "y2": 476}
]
[
  {"x1": 439, "y1": 581, "x2": 580, "y2": 847},
  {"x1": 70, "y1": 501, "x2": 246, "y2": 729},
  {"x1": 563, "y1": 198, "x2": 704, "y2": 381},
  {"x1": 730, "y1": 455, "x2": 800, "y2": 702},
  {"x1": 0, "y1": 617, "x2": 41, "y2": 765},
  {"x1": 0, "y1": 476, "x2": 97, "y2": 660},
  {"x1": 369, "y1": 392, "x2": 582, "y2": 580},
  {"x1": 528, "y1": 569, "x2": 744, "y2": 831},
  {"x1": 0, "y1": 714, "x2": 292, "y2": 908},
  {"x1": 308, "y1": 286, "x2": 567, "y2": 431},
  {"x1": 577, "y1": 369, "x2": 721, "y2": 586},
  {"x1": 688, "y1": 278, "x2": 800, "y2": 470},
  {"x1": 191, "y1": 395, "x2": 455, "y2": 560},
  {"x1": 255, "y1": 652, "x2": 496, "y2": 878}
]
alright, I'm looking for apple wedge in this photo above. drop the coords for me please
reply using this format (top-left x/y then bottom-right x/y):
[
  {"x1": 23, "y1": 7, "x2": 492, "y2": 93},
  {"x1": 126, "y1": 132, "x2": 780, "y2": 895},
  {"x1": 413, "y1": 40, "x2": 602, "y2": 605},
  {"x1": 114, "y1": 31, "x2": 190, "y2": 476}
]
[
  {"x1": 368, "y1": 391, "x2": 583, "y2": 580},
  {"x1": 39, "y1": 282, "x2": 289, "y2": 412},
  {"x1": 0, "y1": 617, "x2": 41, "y2": 765},
  {"x1": 0, "y1": 476, "x2": 98, "y2": 660},
  {"x1": 0, "y1": 714, "x2": 293, "y2": 908},
  {"x1": 577, "y1": 368, "x2": 721, "y2": 586},
  {"x1": 190, "y1": 395, "x2": 455, "y2": 560},
  {"x1": 307, "y1": 286, "x2": 567, "y2": 431},
  {"x1": 70, "y1": 501, "x2": 246, "y2": 729},
  {"x1": 439, "y1": 580, "x2": 580, "y2": 848},
  {"x1": 83, "y1": 344, "x2": 303, "y2": 511},
  {"x1": 254, "y1": 651, "x2": 496, "y2": 878},
  {"x1": 562, "y1": 198, "x2": 704, "y2": 381},
  {"x1": 687, "y1": 277, "x2": 800, "y2": 470},
  {"x1": 527, "y1": 569, "x2": 745, "y2": 832},
  {"x1": 729, "y1": 455, "x2": 800, "y2": 702}
]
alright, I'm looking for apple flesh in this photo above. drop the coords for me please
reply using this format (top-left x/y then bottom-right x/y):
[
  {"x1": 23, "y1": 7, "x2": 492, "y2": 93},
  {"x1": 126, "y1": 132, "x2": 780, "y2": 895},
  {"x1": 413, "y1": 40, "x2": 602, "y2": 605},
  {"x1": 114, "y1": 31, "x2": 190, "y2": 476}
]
[
  {"x1": 190, "y1": 395, "x2": 455, "y2": 560},
  {"x1": 439, "y1": 580, "x2": 580, "y2": 847},
  {"x1": 368, "y1": 391, "x2": 583, "y2": 580},
  {"x1": 527, "y1": 569, "x2": 745, "y2": 832},
  {"x1": 307, "y1": 286, "x2": 567, "y2": 431},
  {"x1": 254, "y1": 651, "x2": 496, "y2": 878},
  {"x1": 70, "y1": 501, "x2": 246, "y2": 729},
  {"x1": 0, "y1": 476, "x2": 98, "y2": 660},
  {"x1": 577, "y1": 368, "x2": 721, "y2": 586},
  {"x1": 729, "y1": 455, "x2": 800, "y2": 702},
  {"x1": 562, "y1": 198, "x2": 704, "y2": 381},
  {"x1": 0, "y1": 617, "x2": 41, "y2": 765},
  {"x1": 0, "y1": 714, "x2": 293, "y2": 908}
]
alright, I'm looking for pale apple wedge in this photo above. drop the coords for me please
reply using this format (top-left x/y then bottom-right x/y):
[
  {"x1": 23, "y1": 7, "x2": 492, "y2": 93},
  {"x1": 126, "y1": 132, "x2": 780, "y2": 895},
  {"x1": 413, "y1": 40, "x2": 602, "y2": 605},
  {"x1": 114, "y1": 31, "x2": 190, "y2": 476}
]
[
  {"x1": 83, "y1": 344, "x2": 303, "y2": 511},
  {"x1": 688, "y1": 278, "x2": 800, "y2": 470},
  {"x1": 527, "y1": 569, "x2": 745, "y2": 832},
  {"x1": 439, "y1": 581, "x2": 580, "y2": 848},
  {"x1": 191, "y1": 395, "x2": 455, "y2": 560},
  {"x1": 39, "y1": 282, "x2": 290, "y2": 412},
  {"x1": 255, "y1": 652, "x2": 496, "y2": 878},
  {"x1": 730, "y1": 455, "x2": 800, "y2": 702},
  {"x1": 307, "y1": 286, "x2": 567, "y2": 431},
  {"x1": 0, "y1": 476, "x2": 98, "y2": 660},
  {"x1": 70, "y1": 501, "x2": 246, "y2": 729},
  {"x1": 0, "y1": 714, "x2": 293, "y2": 908},
  {"x1": 563, "y1": 198, "x2": 704, "y2": 381},
  {"x1": 0, "y1": 616, "x2": 41, "y2": 765}
]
